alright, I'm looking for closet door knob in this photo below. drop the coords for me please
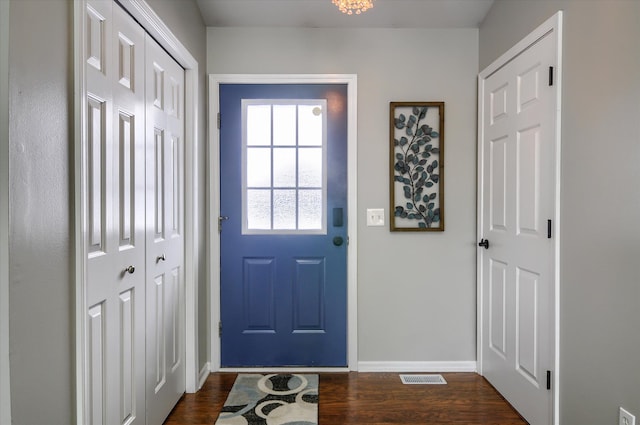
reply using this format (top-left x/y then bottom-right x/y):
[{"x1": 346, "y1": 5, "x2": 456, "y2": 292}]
[
  {"x1": 156, "y1": 254, "x2": 166, "y2": 263},
  {"x1": 124, "y1": 265, "x2": 135, "y2": 274},
  {"x1": 478, "y1": 239, "x2": 490, "y2": 249}
]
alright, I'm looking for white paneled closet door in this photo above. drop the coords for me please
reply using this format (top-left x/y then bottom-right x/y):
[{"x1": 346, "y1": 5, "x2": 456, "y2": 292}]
[
  {"x1": 86, "y1": 1, "x2": 146, "y2": 425},
  {"x1": 86, "y1": 2, "x2": 146, "y2": 424},
  {"x1": 144, "y1": 34, "x2": 186, "y2": 425},
  {"x1": 84, "y1": 1, "x2": 185, "y2": 424}
]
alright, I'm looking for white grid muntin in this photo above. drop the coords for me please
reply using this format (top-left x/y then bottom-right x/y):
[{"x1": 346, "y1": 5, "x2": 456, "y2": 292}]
[{"x1": 241, "y1": 98, "x2": 328, "y2": 235}]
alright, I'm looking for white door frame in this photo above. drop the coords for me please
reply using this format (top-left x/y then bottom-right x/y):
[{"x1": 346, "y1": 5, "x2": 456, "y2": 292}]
[
  {"x1": 476, "y1": 11, "x2": 562, "y2": 425},
  {"x1": 73, "y1": 0, "x2": 201, "y2": 422},
  {"x1": 208, "y1": 74, "x2": 359, "y2": 371},
  {"x1": 0, "y1": 0, "x2": 12, "y2": 423}
]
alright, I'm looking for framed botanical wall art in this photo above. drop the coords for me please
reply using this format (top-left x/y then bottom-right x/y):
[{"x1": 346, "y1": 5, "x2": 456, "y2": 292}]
[{"x1": 389, "y1": 102, "x2": 444, "y2": 231}]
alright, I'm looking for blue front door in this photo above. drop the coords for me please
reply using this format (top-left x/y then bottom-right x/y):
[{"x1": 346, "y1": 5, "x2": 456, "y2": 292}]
[{"x1": 219, "y1": 84, "x2": 348, "y2": 367}]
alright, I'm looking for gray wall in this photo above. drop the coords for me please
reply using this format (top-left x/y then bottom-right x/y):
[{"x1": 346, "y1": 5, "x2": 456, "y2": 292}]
[
  {"x1": 9, "y1": 1, "x2": 73, "y2": 422},
  {"x1": 7, "y1": 0, "x2": 207, "y2": 424},
  {"x1": 480, "y1": 1, "x2": 640, "y2": 423},
  {"x1": 207, "y1": 27, "x2": 479, "y2": 363}
]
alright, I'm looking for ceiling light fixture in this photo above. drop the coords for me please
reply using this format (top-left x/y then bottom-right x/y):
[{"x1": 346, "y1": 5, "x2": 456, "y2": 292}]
[{"x1": 332, "y1": 0, "x2": 374, "y2": 15}]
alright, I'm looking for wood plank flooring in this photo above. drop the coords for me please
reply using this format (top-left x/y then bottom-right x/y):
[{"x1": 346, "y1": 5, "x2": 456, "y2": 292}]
[{"x1": 164, "y1": 372, "x2": 527, "y2": 424}]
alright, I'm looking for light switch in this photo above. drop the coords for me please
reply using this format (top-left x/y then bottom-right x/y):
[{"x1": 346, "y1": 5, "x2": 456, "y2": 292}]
[{"x1": 366, "y1": 208, "x2": 385, "y2": 226}]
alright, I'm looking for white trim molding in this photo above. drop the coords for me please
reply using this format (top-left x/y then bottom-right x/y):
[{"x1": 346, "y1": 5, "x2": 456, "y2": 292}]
[
  {"x1": 358, "y1": 361, "x2": 477, "y2": 373},
  {"x1": 1, "y1": 0, "x2": 12, "y2": 423},
  {"x1": 477, "y1": 11, "x2": 562, "y2": 425},
  {"x1": 74, "y1": 0, "x2": 201, "y2": 422},
  {"x1": 208, "y1": 74, "x2": 359, "y2": 371},
  {"x1": 198, "y1": 362, "x2": 211, "y2": 389}
]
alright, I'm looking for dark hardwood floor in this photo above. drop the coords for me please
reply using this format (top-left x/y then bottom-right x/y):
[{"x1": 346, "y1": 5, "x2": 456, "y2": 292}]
[{"x1": 164, "y1": 372, "x2": 527, "y2": 424}]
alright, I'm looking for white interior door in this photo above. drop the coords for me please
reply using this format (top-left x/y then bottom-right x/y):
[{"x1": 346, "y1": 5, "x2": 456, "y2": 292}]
[
  {"x1": 85, "y1": 2, "x2": 146, "y2": 423},
  {"x1": 145, "y1": 33, "x2": 186, "y2": 425},
  {"x1": 478, "y1": 19, "x2": 560, "y2": 425}
]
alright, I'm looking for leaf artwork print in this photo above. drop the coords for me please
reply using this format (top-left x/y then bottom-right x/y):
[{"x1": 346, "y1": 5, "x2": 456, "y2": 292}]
[{"x1": 391, "y1": 103, "x2": 443, "y2": 230}]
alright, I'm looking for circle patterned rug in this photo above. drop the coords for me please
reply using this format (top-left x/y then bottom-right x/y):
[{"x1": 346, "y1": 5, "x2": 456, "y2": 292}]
[{"x1": 214, "y1": 374, "x2": 318, "y2": 425}]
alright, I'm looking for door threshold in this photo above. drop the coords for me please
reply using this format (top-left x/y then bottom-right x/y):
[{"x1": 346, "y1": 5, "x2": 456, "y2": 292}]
[{"x1": 219, "y1": 367, "x2": 350, "y2": 373}]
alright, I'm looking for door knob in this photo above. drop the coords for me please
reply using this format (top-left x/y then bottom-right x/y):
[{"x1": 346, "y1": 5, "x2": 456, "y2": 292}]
[
  {"x1": 124, "y1": 265, "x2": 135, "y2": 274},
  {"x1": 156, "y1": 254, "x2": 166, "y2": 263},
  {"x1": 478, "y1": 239, "x2": 490, "y2": 249},
  {"x1": 333, "y1": 236, "x2": 344, "y2": 246}
]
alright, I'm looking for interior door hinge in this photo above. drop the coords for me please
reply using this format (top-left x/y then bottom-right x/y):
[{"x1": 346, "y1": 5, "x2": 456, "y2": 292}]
[
  {"x1": 547, "y1": 219, "x2": 552, "y2": 239},
  {"x1": 548, "y1": 66, "x2": 554, "y2": 86},
  {"x1": 217, "y1": 112, "x2": 221, "y2": 129},
  {"x1": 546, "y1": 370, "x2": 552, "y2": 390},
  {"x1": 218, "y1": 321, "x2": 222, "y2": 338},
  {"x1": 218, "y1": 216, "x2": 229, "y2": 233}
]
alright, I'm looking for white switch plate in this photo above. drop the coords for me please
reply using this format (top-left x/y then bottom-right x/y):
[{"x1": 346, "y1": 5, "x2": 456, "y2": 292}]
[
  {"x1": 620, "y1": 407, "x2": 636, "y2": 425},
  {"x1": 366, "y1": 208, "x2": 385, "y2": 226}
]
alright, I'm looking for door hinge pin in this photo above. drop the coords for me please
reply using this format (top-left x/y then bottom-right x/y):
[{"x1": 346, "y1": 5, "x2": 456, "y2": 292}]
[
  {"x1": 548, "y1": 66, "x2": 554, "y2": 86},
  {"x1": 546, "y1": 370, "x2": 552, "y2": 390},
  {"x1": 218, "y1": 321, "x2": 222, "y2": 338},
  {"x1": 218, "y1": 216, "x2": 229, "y2": 233}
]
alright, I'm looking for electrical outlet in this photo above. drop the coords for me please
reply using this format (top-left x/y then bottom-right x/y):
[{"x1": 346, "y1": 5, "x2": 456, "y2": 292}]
[{"x1": 620, "y1": 407, "x2": 636, "y2": 425}]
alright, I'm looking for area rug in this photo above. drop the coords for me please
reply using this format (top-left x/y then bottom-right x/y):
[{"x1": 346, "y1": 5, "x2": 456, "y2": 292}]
[{"x1": 214, "y1": 374, "x2": 318, "y2": 425}]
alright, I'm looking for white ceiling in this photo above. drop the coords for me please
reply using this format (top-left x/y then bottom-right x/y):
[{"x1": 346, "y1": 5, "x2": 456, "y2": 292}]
[{"x1": 196, "y1": 0, "x2": 495, "y2": 29}]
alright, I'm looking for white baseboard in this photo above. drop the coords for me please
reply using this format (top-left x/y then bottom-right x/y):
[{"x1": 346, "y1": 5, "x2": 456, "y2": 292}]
[
  {"x1": 198, "y1": 362, "x2": 211, "y2": 390},
  {"x1": 358, "y1": 361, "x2": 477, "y2": 373}
]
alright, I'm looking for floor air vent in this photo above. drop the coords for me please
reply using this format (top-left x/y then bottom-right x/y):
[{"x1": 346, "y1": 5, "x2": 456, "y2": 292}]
[{"x1": 400, "y1": 374, "x2": 447, "y2": 385}]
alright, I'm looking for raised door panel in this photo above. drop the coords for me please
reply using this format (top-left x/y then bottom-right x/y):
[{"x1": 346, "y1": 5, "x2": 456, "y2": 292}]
[
  {"x1": 87, "y1": 303, "x2": 106, "y2": 425},
  {"x1": 118, "y1": 289, "x2": 135, "y2": 424},
  {"x1": 516, "y1": 126, "x2": 541, "y2": 236},
  {"x1": 293, "y1": 258, "x2": 326, "y2": 333},
  {"x1": 151, "y1": 274, "x2": 166, "y2": 393},
  {"x1": 168, "y1": 267, "x2": 182, "y2": 371},
  {"x1": 515, "y1": 268, "x2": 540, "y2": 386},
  {"x1": 87, "y1": 96, "x2": 107, "y2": 257},
  {"x1": 87, "y1": 3, "x2": 107, "y2": 74},
  {"x1": 489, "y1": 259, "x2": 507, "y2": 359},
  {"x1": 489, "y1": 136, "x2": 508, "y2": 232},
  {"x1": 169, "y1": 135, "x2": 181, "y2": 238},
  {"x1": 243, "y1": 258, "x2": 276, "y2": 333},
  {"x1": 153, "y1": 129, "x2": 165, "y2": 240}
]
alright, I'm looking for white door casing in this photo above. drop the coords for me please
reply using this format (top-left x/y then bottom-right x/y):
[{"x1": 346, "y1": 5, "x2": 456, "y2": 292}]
[
  {"x1": 477, "y1": 12, "x2": 562, "y2": 425},
  {"x1": 0, "y1": 0, "x2": 11, "y2": 423},
  {"x1": 145, "y1": 34, "x2": 186, "y2": 425},
  {"x1": 84, "y1": 1, "x2": 146, "y2": 423},
  {"x1": 208, "y1": 74, "x2": 359, "y2": 372}
]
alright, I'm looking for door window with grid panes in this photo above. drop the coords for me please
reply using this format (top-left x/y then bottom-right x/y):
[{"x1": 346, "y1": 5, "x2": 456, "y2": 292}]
[{"x1": 242, "y1": 99, "x2": 327, "y2": 234}]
